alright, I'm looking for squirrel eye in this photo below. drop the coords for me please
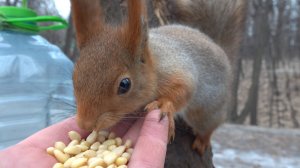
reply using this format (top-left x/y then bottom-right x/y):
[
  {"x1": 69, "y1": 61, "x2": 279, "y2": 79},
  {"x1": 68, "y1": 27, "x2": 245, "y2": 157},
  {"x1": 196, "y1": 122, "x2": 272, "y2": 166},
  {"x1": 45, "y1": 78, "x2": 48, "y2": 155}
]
[{"x1": 118, "y1": 78, "x2": 131, "y2": 95}]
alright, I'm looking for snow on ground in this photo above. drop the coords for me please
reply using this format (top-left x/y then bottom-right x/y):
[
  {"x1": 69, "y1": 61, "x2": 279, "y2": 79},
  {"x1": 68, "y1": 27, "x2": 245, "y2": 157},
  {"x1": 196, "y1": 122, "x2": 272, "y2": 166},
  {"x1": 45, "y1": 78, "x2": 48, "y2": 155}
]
[{"x1": 212, "y1": 124, "x2": 300, "y2": 168}]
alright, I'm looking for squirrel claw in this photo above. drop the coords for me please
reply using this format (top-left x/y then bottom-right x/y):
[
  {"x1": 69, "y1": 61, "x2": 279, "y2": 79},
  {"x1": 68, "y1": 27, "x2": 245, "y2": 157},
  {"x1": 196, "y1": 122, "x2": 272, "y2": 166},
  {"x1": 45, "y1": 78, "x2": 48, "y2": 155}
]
[
  {"x1": 161, "y1": 111, "x2": 175, "y2": 143},
  {"x1": 159, "y1": 111, "x2": 175, "y2": 142},
  {"x1": 167, "y1": 115, "x2": 175, "y2": 143},
  {"x1": 159, "y1": 112, "x2": 167, "y2": 121}
]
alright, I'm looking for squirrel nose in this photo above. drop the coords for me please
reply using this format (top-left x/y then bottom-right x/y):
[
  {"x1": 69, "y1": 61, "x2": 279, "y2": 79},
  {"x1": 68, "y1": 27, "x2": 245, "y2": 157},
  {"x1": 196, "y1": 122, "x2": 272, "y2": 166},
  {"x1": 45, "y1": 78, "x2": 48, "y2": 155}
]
[{"x1": 76, "y1": 116, "x2": 95, "y2": 131}]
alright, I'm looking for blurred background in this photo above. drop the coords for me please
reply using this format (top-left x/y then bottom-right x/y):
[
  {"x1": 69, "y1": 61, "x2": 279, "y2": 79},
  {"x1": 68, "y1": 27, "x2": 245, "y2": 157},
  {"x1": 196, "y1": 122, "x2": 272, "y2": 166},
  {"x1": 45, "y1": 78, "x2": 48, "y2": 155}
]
[{"x1": 0, "y1": 0, "x2": 299, "y2": 167}]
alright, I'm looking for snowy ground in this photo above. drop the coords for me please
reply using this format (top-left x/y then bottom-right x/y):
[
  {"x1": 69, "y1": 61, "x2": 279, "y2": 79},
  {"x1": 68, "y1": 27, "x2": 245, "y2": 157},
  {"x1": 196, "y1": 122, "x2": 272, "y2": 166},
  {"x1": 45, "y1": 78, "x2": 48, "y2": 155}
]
[{"x1": 212, "y1": 124, "x2": 300, "y2": 168}]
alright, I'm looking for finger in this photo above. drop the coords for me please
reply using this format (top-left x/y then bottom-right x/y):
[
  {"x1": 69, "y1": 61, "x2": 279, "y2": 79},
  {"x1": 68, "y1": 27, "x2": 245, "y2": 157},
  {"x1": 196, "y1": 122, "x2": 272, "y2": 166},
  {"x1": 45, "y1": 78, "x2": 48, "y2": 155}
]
[
  {"x1": 109, "y1": 118, "x2": 137, "y2": 137},
  {"x1": 121, "y1": 117, "x2": 145, "y2": 144},
  {"x1": 22, "y1": 116, "x2": 89, "y2": 148},
  {"x1": 128, "y1": 110, "x2": 169, "y2": 168}
]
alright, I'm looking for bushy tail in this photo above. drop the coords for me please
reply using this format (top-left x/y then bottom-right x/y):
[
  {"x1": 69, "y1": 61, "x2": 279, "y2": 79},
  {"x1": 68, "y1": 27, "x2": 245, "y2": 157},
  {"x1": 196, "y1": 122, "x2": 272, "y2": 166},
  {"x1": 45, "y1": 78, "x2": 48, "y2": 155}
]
[{"x1": 173, "y1": 0, "x2": 248, "y2": 63}]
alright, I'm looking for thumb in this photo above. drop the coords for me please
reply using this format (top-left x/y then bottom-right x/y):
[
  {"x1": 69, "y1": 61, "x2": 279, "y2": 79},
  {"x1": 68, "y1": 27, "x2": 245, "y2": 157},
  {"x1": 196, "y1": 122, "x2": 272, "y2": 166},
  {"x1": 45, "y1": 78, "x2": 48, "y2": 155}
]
[{"x1": 128, "y1": 110, "x2": 169, "y2": 168}]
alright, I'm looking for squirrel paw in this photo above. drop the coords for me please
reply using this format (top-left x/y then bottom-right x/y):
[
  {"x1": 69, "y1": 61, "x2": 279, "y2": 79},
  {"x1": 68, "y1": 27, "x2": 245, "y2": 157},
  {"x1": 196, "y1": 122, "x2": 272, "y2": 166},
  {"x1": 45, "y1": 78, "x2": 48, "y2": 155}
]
[
  {"x1": 192, "y1": 133, "x2": 212, "y2": 156},
  {"x1": 145, "y1": 99, "x2": 176, "y2": 142},
  {"x1": 144, "y1": 100, "x2": 160, "y2": 112}
]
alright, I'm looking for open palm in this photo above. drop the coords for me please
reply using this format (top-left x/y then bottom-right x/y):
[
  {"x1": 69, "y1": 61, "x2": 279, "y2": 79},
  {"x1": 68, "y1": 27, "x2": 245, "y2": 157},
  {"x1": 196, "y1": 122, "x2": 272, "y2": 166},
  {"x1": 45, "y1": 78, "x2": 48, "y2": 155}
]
[{"x1": 0, "y1": 110, "x2": 168, "y2": 168}]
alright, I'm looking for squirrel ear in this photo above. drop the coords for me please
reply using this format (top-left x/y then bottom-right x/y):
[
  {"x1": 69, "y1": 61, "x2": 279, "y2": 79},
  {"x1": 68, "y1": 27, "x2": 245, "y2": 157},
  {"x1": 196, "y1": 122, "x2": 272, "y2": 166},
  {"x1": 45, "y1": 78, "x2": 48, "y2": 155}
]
[
  {"x1": 125, "y1": 0, "x2": 148, "y2": 56},
  {"x1": 140, "y1": 16, "x2": 148, "y2": 49},
  {"x1": 71, "y1": 0, "x2": 104, "y2": 49}
]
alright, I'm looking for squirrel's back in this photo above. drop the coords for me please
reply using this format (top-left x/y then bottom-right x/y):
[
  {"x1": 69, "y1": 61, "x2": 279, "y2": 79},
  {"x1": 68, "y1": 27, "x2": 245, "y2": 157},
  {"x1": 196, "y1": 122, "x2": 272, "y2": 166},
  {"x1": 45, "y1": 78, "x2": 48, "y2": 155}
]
[
  {"x1": 149, "y1": 24, "x2": 231, "y2": 118},
  {"x1": 148, "y1": 0, "x2": 247, "y2": 135},
  {"x1": 149, "y1": 24, "x2": 230, "y2": 93}
]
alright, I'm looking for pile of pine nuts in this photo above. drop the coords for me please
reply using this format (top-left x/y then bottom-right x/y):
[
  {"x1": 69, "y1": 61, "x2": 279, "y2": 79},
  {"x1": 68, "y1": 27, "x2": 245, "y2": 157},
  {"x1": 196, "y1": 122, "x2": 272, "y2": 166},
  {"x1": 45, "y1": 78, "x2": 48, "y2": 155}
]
[{"x1": 47, "y1": 130, "x2": 133, "y2": 168}]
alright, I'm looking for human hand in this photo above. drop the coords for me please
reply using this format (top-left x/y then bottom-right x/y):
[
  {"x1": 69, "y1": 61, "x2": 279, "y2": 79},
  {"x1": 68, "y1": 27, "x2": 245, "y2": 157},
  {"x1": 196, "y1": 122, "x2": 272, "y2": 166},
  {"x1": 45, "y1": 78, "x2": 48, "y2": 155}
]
[{"x1": 0, "y1": 110, "x2": 169, "y2": 168}]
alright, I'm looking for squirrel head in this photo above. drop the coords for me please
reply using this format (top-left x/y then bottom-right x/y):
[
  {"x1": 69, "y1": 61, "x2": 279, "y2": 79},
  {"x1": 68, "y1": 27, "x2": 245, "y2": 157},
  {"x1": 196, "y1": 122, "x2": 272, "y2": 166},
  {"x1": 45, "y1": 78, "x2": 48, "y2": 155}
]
[{"x1": 71, "y1": 0, "x2": 156, "y2": 131}]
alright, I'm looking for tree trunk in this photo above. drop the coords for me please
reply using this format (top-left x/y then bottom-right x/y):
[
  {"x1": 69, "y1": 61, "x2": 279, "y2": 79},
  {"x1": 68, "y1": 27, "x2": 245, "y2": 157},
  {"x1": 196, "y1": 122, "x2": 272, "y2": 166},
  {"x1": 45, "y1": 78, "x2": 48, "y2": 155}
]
[
  {"x1": 228, "y1": 52, "x2": 242, "y2": 122},
  {"x1": 249, "y1": 52, "x2": 263, "y2": 125},
  {"x1": 235, "y1": 0, "x2": 270, "y2": 125},
  {"x1": 165, "y1": 118, "x2": 214, "y2": 168},
  {"x1": 236, "y1": 54, "x2": 263, "y2": 125}
]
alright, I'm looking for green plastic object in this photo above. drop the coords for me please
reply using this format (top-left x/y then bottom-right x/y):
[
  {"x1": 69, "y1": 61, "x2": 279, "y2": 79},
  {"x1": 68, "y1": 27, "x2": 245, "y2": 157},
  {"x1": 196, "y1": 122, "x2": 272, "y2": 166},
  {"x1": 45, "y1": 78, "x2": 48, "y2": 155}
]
[{"x1": 0, "y1": 0, "x2": 68, "y2": 34}]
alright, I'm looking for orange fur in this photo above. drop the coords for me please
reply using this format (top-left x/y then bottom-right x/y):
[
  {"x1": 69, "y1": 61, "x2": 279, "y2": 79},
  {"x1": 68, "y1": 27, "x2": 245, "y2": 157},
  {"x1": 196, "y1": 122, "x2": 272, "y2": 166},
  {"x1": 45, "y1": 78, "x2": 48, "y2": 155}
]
[
  {"x1": 124, "y1": 0, "x2": 147, "y2": 55},
  {"x1": 144, "y1": 74, "x2": 194, "y2": 140},
  {"x1": 192, "y1": 129, "x2": 214, "y2": 156},
  {"x1": 71, "y1": 0, "x2": 103, "y2": 49}
]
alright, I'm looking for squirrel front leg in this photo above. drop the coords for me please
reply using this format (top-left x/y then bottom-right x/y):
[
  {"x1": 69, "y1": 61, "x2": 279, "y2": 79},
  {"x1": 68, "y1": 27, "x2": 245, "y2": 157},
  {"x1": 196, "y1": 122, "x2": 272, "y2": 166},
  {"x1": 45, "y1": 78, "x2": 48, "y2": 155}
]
[
  {"x1": 145, "y1": 98, "x2": 176, "y2": 141},
  {"x1": 145, "y1": 75, "x2": 193, "y2": 141}
]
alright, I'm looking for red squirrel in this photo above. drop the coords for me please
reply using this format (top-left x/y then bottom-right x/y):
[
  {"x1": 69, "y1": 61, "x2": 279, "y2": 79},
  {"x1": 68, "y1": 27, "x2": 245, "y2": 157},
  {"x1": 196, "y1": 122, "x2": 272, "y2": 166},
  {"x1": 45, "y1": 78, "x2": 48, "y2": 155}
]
[{"x1": 71, "y1": 0, "x2": 246, "y2": 155}]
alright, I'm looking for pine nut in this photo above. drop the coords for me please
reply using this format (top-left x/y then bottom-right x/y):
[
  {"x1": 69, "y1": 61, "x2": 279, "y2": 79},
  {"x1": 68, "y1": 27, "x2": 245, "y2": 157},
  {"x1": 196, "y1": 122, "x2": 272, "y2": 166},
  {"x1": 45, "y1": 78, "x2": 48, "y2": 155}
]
[
  {"x1": 68, "y1": 131, "x2": 82, "y2": 141},
  {"x1": 115, "y1": 138, "x2": 122, "y2": 146},
  {"x1": 115, "y1": 157, "x2": 128, "y2": 166},
  {"x1": 101, "y1": 150, "x2": 110, "y2": 156},
  {"x1": 54, "y1": 141, "x2": 66, "y2": 151},
  {"x1": 88, "y1": 157, "x2": 105, "y2": 168},
  {"x1": 108, "y1": 132, "x2": 116, "y2": 139},
  {"x1": 102, "y1": 139, "x2": 116, "y2": 146},
  {"x1": 88, "y1": 157, "x2": 97, "y2": 164},
  {"x1": 96, "y1": 149, "x2": 105, "y2": 155},
  {"x1": 125, "y1": 148, "x2": 133, "y2": 154},
  {"x1": 124, "y1": 140, "x2": 132, "y2": 149},
  {"x1": 98, "y1": 135, "x2": 106, "y2": 143},
  {"x1": 107, "y1": 164, "x2": 117, "y2": 168},
  {"x1": 98, "y1": 130, "x2": 109, "y2": 138},
  {"x1": 47, "y1": 147, "x2": 55, "y2": 156},
  {"x1": 86, "y1": 131, "x2": 97, "y2": 144},
  {"x1": 95, "y1": 166, "x2": 104, "y2": 168},
  {"x1": 79, "y1": 166, "x2": 88, "y2": 168},
  {"x1": 78, "y1": 144, "x2": 89, "y2": 151},
  {"x1": 75, "y1": 152, "x2": 84, "y2": 158},
  {"x1": 64, "y1": 145, "x2": 82, "y2": 155},
  {"x1": 111, "y1": 146, "x2": 126, "y2": 157},
  {"x1": 117, "y1": 165, "x2": 127, "y2": 168},
  {"x1": 83, "y1": 150, "x2": 96, "y2": 158},
  {"x1": 80, "y1": 140, "x2": 91, "y2": 147},
  {"x1": 90, "y1": 142, "x2": 100, "y2": 151},
  {"x1": 108, "y1": 145, "x2": 117, "y2": 151},
  {"x1": 71, "y1": 157, "x2": 88, "y2": 168},
  {"x1": 64, "y1": 157, "x2": 76, "y2": 167},
  {"x1": 121, "y1": 153, "x2": 131, "y2": 160},
  {"x1": 96, "y1": 153, "x2": 104, "y2": 158},
  {"x1": 98, "y1": 145, "x2": 108, "y2": 150},
  {"x1": 54, "y1": 149, "x2": 70, "y2": 163},
  {"x1": 47, "y1": 130, "x2": 133, "y2": 167},
  {"x1": 68, "y1": 140, "x2": 79, "y2": 147},
  {"x1": 52, "y1": 162, "x2": 64, "y2": 168},
  {"x1": 103, "y1": 152, "x2": 118, "y2": 165}
]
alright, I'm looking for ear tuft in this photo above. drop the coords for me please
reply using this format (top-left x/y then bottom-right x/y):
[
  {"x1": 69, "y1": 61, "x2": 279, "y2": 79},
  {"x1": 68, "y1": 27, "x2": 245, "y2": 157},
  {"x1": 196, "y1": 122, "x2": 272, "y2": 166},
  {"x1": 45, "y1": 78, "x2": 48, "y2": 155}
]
[
  {"x1": 71, "y1": 0, "x2": 104, "y2": 49},
  {"x1": 125, "y1": 0, "x2": 148, "y2": 55},
  {"x1": 140, "y1": 16, "x2": 148, "y2": 48}
]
